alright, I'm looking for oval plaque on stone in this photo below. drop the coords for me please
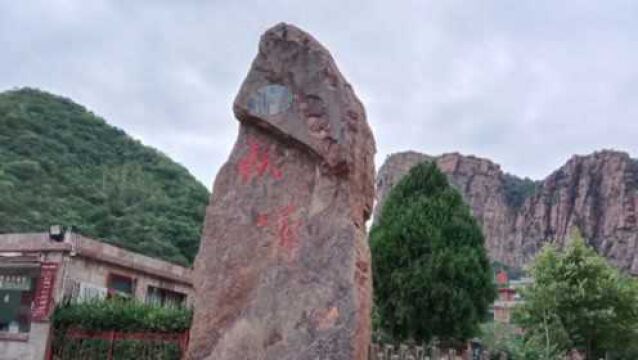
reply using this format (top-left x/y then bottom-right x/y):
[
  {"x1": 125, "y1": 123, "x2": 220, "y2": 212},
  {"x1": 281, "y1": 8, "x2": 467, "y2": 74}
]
[{"x1": 247, "y1": 84, "x2": 292, "y2": 116}]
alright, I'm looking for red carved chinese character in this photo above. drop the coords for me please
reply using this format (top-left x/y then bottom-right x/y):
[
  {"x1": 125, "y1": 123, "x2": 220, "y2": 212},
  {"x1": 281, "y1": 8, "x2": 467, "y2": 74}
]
[
  {"x1": 277, "y1": 204, "x2": 301, "y2": 259},
  {"x1": 255, "y1": 204, "x2": 302, "y2": 261},
  {"x1": 237, "y1": 137, "x2": 284, "y2": 183}
]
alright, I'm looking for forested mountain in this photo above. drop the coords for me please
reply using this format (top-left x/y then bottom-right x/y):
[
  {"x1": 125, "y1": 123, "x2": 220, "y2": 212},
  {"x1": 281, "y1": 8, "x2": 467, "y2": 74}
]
[{"x1": 0, "y1": 88, "x2": 209, "y2": 265}]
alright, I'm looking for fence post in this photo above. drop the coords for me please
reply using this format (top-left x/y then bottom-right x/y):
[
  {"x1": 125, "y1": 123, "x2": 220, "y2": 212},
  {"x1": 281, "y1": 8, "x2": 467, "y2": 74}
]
[
  {"x1": 44, "y1": 324, "x2": 54, "y2": 360},
  {"x1": 179, "y1": 330, "x2": 190, "y2": 356},
  {"x1": 107, "y1": 330, "x2": 115, "y2": 360}
]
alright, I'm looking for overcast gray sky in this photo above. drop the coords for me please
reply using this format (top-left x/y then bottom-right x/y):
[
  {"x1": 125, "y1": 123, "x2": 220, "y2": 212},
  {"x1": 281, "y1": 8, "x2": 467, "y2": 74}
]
[{"x1": 2, "y1": 1, "x2": 637, "y2": 187}]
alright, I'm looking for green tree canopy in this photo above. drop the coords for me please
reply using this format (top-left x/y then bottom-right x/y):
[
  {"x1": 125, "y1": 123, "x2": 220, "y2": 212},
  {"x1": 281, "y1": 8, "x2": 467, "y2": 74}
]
[
  {"x1": 514, "y1": 230, "x2": 638, "y2": 359},
  {"x1": 370, "y1": 162, "x2": 496, "y2": 345},
  {"x1": 0, "y1": 88, "x2": 209, "y2": 265}
]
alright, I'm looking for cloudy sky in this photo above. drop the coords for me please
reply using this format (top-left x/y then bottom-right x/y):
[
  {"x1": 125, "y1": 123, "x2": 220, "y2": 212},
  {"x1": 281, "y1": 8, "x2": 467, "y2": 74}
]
[{"x1": 2, "y1": 1, "x2": 637, "y2": 187}]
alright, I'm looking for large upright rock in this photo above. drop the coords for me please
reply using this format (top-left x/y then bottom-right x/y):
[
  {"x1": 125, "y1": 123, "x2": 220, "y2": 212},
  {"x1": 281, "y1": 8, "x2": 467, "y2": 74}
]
[{"x1": 188, "y1": 23, "x2": 375, "y2": 360}]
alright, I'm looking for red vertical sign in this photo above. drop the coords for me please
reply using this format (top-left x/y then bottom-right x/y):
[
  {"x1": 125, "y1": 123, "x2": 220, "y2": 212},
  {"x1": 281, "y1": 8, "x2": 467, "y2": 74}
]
[{"x1": 32, "y1": 262, "x2": 58, "y2": 322}]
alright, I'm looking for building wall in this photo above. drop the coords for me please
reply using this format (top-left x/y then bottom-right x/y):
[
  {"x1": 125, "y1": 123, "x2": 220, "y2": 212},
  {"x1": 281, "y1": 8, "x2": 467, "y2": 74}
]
[
  {"x1": 63, "y1": 255, "x2": 193, "y2": 305},
  {"x1": 493, "y1": 305, "x2": 512, "y2": 324},
  {"x1": 1, "y1": 252, "x2": 192, "y2": 360},
  {"x1": 1, "y1": 232, "x2": 194, "y2": 359},
  {"x1": 0, "y1": 251, "x2": 65, "y2": 360},
  {"x1": 0, "y1": 323, "x2": 49, "y2": 360}
]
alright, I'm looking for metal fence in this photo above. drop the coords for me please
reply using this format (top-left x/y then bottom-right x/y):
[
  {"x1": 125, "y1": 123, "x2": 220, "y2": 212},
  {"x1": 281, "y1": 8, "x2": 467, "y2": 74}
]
[
  {"x1": 48, "y1": 328, "x2": 189, "y2": 360},
  {"x1": 369, "y1": 343, "x2": 480, "y2": 360}
]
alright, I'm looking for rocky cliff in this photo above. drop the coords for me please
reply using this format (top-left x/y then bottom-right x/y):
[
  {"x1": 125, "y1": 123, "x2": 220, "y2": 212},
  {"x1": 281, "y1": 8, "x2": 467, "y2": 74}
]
[{"x1": 375, "y1": 150, "x2": 638, "y2": 274}]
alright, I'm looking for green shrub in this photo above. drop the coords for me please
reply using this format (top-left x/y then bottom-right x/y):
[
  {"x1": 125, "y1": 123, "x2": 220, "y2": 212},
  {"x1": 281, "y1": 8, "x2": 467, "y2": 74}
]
[
  {"x1": 51, "y1": 299, "x2": 192, "y2": 333},
  {"x1": 502, "y1": 174, "x2": 538, "y2": 209}
]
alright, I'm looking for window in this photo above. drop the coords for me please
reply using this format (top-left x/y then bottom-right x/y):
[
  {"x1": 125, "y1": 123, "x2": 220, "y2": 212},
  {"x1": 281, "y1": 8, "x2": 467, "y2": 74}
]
[
  {"x1": 0, "y1": 265, "x2": 38, "y2": 334},
  {"x1": 107, "y1": 273, "x2": 134, "y2": 297},
  {"x1": 146, "y1": 286, "x2": 186, "y2": 307}
]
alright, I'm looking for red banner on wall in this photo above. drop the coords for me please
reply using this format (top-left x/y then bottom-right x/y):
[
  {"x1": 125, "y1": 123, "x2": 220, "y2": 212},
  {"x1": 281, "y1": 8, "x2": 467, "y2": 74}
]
[{"x1": 32, "y1": 262, "x2": 58, "y2": 322}]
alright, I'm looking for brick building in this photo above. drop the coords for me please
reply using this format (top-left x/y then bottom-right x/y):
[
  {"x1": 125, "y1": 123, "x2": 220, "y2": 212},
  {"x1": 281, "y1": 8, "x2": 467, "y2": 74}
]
[{"x1": 0, "y1": 230, "x2": 193, "y2": 360}]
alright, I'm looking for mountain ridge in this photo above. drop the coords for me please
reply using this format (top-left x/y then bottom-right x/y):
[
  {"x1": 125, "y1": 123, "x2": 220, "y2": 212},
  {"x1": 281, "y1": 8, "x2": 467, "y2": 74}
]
[{"x1": 376, "y1": 149, "x2": 638, "y2": 274}]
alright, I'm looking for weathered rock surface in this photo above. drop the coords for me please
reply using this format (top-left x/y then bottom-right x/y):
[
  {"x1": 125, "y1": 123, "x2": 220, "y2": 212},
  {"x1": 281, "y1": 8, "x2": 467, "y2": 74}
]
[
  {"x1": 188, "y1": 23, "x2": 375, "y2": 360},
  {"x1": 376, "y1": 150, "x2": 638, "y2": 274}
]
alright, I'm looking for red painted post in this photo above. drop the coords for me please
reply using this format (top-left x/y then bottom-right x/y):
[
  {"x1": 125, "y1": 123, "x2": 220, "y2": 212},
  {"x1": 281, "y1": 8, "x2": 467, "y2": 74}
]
[
  {"x1": 107, "y1": 330, "x2": 115, "y2": 360},
  {"x1": 44, "y1": 325, "x2": 54, "y2": 360},
  {"x1": 179, "y1": 330, "x2": 190, "y2": 357}
]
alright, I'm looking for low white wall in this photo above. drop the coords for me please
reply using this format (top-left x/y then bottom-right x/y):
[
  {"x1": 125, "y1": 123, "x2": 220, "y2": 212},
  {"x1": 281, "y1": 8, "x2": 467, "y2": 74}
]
[{"x1": 0, "y1": 323, "x2": 50, "y2": 360}]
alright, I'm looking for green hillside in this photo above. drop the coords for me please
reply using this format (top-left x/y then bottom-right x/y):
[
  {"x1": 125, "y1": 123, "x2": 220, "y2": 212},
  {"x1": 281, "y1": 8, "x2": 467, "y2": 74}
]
[{"x1": 0, "y1": 88, "x2": 209, "y2": 265}]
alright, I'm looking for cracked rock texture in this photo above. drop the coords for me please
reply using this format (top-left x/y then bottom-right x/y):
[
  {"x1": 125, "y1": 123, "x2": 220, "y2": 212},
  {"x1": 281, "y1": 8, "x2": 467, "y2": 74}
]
[
  {"x1": 376, "y1": 150, "x2": 638, "y2": 274},
  {"x1": 188, "y1": 23, "x2": 375, "y2": 360}
]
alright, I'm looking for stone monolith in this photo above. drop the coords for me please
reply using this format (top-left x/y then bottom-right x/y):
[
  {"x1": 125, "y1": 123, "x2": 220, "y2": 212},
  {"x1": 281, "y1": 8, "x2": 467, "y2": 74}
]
[{"x1": 187, "y1": 23, "x2": 376, "y2": 360}]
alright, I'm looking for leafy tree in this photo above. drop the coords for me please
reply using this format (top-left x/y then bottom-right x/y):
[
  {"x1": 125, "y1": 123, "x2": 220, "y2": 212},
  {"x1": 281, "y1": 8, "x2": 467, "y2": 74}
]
[
  {"x1": 514, "y1": 229, "x2": 638, "y2": 359},
  {"x1": 370, "y1": 162, "x2": 496, "y2": 345},
  {"x1": 0, "y1": 88, "x2": 209, "y2": 265}
]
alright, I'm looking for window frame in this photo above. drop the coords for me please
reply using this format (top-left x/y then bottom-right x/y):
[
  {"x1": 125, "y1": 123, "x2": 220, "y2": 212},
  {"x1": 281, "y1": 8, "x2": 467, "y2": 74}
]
[
  {"x1": 145, "y1": 285, "x2": 186, "y2": 307},
  {"x1": 106, "y1": 272, "x2": 136, "y2": 298}
]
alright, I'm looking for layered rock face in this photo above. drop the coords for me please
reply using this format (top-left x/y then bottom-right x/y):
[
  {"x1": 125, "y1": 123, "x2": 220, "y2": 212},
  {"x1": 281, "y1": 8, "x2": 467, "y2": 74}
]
[
  {"x1": 188, "y1": 23, "x2": 375, "y2": 360},
  {"x1": 376, "y1": 150, "x2": 638, "y2": 274}
]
